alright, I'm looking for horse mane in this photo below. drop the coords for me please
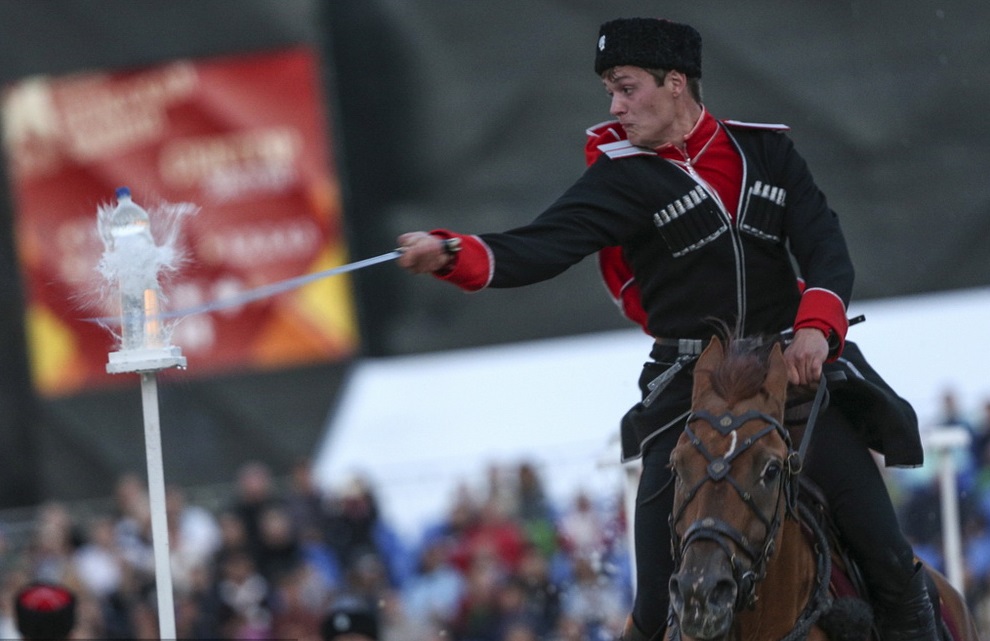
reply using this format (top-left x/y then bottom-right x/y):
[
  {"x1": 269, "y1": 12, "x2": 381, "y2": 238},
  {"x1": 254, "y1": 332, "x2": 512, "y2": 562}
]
[{"x1": 708, "y1": 330, "x2": 781, "y2": 406}]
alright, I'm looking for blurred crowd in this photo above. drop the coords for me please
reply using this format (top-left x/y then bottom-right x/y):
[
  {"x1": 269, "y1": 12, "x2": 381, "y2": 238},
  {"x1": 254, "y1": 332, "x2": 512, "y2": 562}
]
[
  {"x1": 2, "y1": 389, "x2": 990, "y2": 640},
  {"x1": 889, "y1": 391, "x2": 990, "y2": 632},
  {"x1": 0, "y1": 459, "x2": 633, "y2": 640}
]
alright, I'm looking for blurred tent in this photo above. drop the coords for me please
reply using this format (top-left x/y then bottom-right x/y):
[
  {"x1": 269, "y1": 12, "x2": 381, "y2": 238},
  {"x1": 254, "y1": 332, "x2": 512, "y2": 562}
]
[
  {"x1": 0, "y1": 0, "x2": 987, "y2": 506},
  {"x1": 314, "y1": 286, "x2": 990, "y2": 541}
]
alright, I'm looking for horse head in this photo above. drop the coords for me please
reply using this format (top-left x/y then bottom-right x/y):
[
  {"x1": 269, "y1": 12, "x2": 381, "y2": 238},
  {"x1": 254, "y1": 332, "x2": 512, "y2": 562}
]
[{"x1": 668, "y1": 335, "x2": 794, "y2": 640}]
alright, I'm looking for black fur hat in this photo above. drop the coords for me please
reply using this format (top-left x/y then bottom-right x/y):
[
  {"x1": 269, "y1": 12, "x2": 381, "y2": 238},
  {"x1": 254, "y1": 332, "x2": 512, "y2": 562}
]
[
  {"x1": 595, "y1": 18, "x2": 702, "y2": 78},
  {"x1": 15, "y1": 583, "x2": 76, "y2": 641}
]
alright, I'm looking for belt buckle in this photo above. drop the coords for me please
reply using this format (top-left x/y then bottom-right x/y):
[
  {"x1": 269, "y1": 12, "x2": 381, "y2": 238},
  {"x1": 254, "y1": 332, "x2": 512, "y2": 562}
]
[{"x1": 679, "y1": 338, "x2": 702, "y2": 356}]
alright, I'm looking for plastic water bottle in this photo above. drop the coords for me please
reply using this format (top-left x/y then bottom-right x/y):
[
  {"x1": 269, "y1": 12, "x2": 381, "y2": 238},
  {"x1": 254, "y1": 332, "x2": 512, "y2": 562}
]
[
  {"x1": 108, "y1": 187, "x2": 162, "y2": 350},
  {"x1": 108, "y1": 186, "x2": 152, "y2": 247}
]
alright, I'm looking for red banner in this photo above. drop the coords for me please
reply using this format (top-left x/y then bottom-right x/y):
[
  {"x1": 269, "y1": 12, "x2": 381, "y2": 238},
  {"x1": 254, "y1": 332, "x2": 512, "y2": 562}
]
[{"x1": 2, "y1": 48, "x2": 358, "y2": 396}]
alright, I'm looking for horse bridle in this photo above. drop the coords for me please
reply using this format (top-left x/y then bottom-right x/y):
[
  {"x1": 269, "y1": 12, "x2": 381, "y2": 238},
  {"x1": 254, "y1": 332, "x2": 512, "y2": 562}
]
[{"x1": 669, "y1": 407, "x2": 797, "y2": 611}]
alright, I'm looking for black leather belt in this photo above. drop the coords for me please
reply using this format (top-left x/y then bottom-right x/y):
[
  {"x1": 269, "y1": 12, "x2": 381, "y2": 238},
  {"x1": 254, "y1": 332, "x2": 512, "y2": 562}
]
[{"x1": 654, "y1": 337, "x2": 707, "y2": 356}]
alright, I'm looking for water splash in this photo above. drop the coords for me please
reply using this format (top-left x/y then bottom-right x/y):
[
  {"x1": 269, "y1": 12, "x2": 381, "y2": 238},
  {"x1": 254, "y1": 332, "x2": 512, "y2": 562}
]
[{"x1": 95, "y1": 193, "x2": 197, "y2": 350}]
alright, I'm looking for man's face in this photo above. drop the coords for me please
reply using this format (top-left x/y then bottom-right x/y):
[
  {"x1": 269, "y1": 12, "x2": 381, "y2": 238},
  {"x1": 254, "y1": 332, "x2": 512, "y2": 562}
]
[{"x1": 603, "y1": 66, "x2": 676, "y2": 148}]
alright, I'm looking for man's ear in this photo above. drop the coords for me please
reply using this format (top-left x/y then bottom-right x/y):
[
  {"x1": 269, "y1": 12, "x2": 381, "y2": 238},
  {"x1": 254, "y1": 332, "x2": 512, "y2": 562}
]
[{"x1": 667, "y1": 69, "x2": 687, "y2": 95}]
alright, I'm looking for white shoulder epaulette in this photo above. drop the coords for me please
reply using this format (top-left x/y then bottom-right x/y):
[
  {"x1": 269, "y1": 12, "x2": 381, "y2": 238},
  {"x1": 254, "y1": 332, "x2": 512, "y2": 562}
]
[
  {"x1": 722, "y1": 119, "x2": 790, "y2": 131},
  {"x1": 598, "y1": 140, "x2": 657, "y2": 159}
]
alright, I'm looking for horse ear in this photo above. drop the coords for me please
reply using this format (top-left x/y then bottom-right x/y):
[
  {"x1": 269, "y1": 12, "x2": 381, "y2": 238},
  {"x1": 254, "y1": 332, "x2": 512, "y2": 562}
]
[
  {"x1": 765, "y1": 342, "x2": 788, "y2": 401},
  {"x1": 692, "y1": 336, "x2": 724, "y2": 403}
]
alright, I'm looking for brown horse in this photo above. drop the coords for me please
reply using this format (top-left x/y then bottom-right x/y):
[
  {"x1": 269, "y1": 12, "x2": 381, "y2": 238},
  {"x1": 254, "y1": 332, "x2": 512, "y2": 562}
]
[{"x1": 666, "y1": 335, "x2": 980, "y2": 641}]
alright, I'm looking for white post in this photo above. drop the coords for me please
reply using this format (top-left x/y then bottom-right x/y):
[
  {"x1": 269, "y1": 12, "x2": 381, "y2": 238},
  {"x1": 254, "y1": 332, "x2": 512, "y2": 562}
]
[
  {"x1": 107, "y1": 352, "x2": 184, "y2": 641},
  {"x1": 923, "y1": 426, "x2": 970, "y2": 593},
  {"x1": 141, "y1": 372, "x2": 177, "y2": 640},
  {"x1": 100, "y1": 189, "x2": 186, "y2": 640}
]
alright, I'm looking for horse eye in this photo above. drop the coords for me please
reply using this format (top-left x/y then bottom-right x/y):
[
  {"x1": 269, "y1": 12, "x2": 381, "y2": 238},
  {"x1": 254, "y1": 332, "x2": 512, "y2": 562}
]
[{"x1": 762, "y1": 461, "x2": 782, "y2": 484}]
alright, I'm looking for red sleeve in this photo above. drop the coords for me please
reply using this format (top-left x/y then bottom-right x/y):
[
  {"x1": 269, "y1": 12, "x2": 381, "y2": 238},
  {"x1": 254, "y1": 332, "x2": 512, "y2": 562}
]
[
  {"x1": 598, "y1": 247, "x2": 649, "y2": 333},
  {"x1": 428, "y1": 229, "x2": 492, "y2": 292},
  {"x1": 793, "y1": 287, "x2": 849, "y2": 359}
]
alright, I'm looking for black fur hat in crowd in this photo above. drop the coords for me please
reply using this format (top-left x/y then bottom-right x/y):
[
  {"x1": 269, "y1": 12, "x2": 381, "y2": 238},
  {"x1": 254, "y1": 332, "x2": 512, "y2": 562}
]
[
  {"x1": 15, "y1": 583, "x2": 77, "y2": 641},
  {"x1": 595, "y1": 18, "x2": 702, "y2": 78}
]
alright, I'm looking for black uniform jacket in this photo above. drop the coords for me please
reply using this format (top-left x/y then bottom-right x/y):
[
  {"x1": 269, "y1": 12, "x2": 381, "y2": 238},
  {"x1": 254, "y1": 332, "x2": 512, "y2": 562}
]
[{"x1": 457, "y1": 122, "x2": 923, "y2": 466}]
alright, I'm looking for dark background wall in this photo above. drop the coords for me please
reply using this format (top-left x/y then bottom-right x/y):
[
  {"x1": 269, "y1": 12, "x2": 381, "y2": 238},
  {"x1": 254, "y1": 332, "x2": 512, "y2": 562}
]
[{"x1": 1, "y1": 0, "x2": 987, "y2": 506}]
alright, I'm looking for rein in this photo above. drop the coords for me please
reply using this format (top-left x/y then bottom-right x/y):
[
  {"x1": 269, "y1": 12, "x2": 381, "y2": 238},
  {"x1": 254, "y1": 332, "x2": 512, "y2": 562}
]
[
  {"x1": 792, "y1": 374, "x2": 830, "y2": 471},
  {"x1": 780, "y1": 502, "x2": 833, "y2": 641}
]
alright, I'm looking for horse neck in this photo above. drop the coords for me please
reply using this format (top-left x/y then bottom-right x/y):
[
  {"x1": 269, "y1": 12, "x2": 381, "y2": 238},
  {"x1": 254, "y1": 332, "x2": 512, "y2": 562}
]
[{"x1": 733, "y1": 517, "x2": 821, "y2": 641}]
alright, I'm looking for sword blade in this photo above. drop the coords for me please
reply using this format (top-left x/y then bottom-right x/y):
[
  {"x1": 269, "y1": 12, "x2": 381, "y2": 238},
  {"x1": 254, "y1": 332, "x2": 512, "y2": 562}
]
[{"x1": 88, "y1": 249, "x2": 403, "y2": 325}]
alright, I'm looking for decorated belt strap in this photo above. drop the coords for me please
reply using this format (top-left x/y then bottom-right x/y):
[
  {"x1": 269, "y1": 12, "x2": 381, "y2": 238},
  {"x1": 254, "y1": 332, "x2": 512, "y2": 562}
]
[{"x1": 643, "y1": 355, "x2": 697, "y2": 407}]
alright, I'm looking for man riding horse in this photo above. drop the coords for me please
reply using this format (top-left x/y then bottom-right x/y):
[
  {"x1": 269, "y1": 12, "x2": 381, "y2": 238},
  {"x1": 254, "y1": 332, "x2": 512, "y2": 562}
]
[{"x1": 397, "y1": 17, "x2": 937, "y2": 641}]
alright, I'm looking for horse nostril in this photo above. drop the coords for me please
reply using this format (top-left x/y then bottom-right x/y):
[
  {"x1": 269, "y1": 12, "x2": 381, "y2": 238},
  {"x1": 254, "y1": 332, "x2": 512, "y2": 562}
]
[{"x1": 710, "y1": 578, "x2": 737, "y2": 610}]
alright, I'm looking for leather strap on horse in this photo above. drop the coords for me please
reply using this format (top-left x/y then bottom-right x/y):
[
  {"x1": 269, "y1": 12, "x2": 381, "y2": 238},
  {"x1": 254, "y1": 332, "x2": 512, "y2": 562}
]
[
  {"x1": 789, "y1": 372, "x2": 836, "y2": 473},
  {"x1": 780, "y1": 378, "x2": 841, "y2": 641},
  {"x1": 779, "y1": 502, "x2": 834, "y2": 641},
  {"x1": 783, "y1": 373, "x2": 834, "y2": 514}
]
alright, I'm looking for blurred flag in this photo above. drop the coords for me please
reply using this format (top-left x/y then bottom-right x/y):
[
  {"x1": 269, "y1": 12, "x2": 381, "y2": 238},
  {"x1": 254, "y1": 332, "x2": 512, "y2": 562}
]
[{"x1": 1, "y1": 47, "x2": 358, "y2": 396}]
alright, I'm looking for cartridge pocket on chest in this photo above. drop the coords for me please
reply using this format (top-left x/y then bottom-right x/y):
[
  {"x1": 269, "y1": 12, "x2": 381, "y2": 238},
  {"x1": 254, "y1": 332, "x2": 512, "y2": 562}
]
[
  {"x1": 652, "y1": 186, "x2": 728, "y2": 257},
  {"x1": 739, "y1": 180, "x2": 786, "y2": 243}
]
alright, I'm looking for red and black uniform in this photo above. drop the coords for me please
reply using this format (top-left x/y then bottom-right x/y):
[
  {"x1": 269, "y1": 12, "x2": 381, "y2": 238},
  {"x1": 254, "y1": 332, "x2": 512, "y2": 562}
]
[
  {"x1": 429, "y1": 110, "x2": 923, "y2": 637},
  {"x1": 430, "y1": 108, "x2": 918, "y2": 462}
]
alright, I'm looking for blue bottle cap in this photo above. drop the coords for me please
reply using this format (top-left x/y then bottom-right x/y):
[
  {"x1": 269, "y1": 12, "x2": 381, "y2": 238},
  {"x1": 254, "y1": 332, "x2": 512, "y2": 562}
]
[{"x1": 115, "y1": 186, "x2": 131, "y2": 199}]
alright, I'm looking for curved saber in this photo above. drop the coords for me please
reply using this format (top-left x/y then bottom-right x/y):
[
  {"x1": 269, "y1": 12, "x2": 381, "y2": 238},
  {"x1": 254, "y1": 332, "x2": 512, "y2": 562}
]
[{"x1": 88, "y1": 249, "x2": 402, "y2": 325}]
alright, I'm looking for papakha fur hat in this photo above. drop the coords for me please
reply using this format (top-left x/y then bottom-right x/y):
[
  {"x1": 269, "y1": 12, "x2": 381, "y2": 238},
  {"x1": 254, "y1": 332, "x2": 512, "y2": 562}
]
[
  {"x1": 15, "y1": 583, "x2": 77, "y2": 641},
  {"x1": 595, "y1": 18, "x2": 702, "y2": 78}
]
